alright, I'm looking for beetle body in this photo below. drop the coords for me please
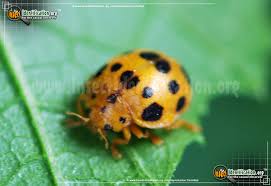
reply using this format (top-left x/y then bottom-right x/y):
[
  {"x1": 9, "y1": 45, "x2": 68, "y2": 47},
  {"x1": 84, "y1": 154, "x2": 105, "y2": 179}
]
[{"x1": 67, "y1": 49, "x2": 198, "y2": 158}]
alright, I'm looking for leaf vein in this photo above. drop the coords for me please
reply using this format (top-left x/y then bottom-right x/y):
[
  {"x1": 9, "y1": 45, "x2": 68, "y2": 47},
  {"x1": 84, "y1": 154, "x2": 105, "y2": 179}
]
[
  {"x1": 127, "y1": 148, "x2": 153, "y2": 180},
  {"x1": 0, "y1": 34, "x2": 61, "y2": 185}
]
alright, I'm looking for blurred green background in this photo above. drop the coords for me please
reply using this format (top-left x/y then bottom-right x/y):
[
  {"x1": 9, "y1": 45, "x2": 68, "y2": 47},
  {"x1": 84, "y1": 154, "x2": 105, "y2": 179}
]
[{"x1": 175, "y1": 61, "x2": 271, "y2": 182}]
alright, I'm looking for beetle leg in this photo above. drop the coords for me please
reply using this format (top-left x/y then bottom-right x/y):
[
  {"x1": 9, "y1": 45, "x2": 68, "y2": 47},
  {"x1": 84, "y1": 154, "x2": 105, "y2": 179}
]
[
  {"x1": 130, "y1": 124, "x2": 148, "y2": 138},
  {"x1": 130, "y1": 124, "x2": 163, "y2": 145},
  {"x1": 97, "y1": 129, "x2": 109, "y2": 149},
  {"x1": 166, "y1": 120, "x2": 201, "y2": 132},
  {"x1": 111, "y1": 127, "x2": 131, "y2": 159},
  {"x1": 145, "y1": 130, "x2": 164, "y2": 145}
]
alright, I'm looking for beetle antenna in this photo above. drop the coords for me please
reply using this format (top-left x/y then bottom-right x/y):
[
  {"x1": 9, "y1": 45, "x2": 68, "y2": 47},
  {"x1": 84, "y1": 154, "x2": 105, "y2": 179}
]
[{"x1": 66, "y1": 111, "x2": 89, "y2": 123}]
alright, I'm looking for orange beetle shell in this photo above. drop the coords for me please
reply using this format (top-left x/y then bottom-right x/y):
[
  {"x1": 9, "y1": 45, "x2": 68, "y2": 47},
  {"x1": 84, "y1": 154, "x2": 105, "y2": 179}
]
[{"x1": 84, "y1": 49, "x2": 192, "y2": 132}]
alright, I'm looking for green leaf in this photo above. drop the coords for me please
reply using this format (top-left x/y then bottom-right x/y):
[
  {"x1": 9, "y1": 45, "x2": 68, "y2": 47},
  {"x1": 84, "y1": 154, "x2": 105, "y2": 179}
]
[{"x1": 0, "y1": 0, "x2": 270, "y2": 185}]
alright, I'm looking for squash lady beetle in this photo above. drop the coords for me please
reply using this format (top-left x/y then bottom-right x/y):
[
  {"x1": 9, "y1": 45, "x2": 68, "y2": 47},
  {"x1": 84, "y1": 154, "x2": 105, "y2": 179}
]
[{"x1": 67, "y1": 49, "x2": 200, "y2": 159}]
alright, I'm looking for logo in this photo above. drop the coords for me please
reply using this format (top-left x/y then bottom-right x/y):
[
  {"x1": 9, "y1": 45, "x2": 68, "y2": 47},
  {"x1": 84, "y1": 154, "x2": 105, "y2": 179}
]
[
  {"x1": 6, "y1": 5, "x2": 30, "y2": 25},
  {"x1": 7, "y1": 5, "x2": 21, "y2": 21},
  {"x1": 213, "y1": 165, "x2": 228, "y2": 180},
  {"x1": 2, "y1": 1, "x2": 58, "y2": 26}
]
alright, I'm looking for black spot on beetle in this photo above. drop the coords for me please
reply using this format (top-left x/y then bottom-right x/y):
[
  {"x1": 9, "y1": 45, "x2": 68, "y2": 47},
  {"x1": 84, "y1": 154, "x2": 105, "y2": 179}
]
[
  {"x1": 176, "y1": 96, "x2": 186, "y2": 112},
  {"x1": 180, "y1": 65, "x2": 191, "y2": 84},
  {"x1": 111, "y1": 63, "x2": 122, "y2": 72},
  {"x1": 168, "y1": 80, "x2": 179, "y2": 94},
  {"x1": 155, "y1": 59, "x2": 170, "y2": 73},
  {"x1": 91, "y1": 93, "x2": 96, "y2": 99},
  {"x1": 140, "y1": 51, "x2": 160, "y2": 61},
  {"x1": 142, "y1": 102, "x2": 163, "y2": 121},
  {"x1": 119, "y1": 117, "x2": 126, "y2": 124},
  {"x1": 101, "y1": 106, "x2": 106, "y2": 113},
  {"x1": 126, "y1": 76, "x2": 140, "y2": 89},
  {"x1": 107, "y1": 94, "x2": 117, "y2": 104},
  {"x1": 142, "y1": 87, "x2": 153, "y2": 98},
  {"x1": 120, "y1": 71, "x2": 134, "y2": 85},
  {"x1": 104, "y1": 124, "x2": 112, "y2": 130},
  {"x1": 94, "y1": 64, "x2": 107, "y2": 78}
]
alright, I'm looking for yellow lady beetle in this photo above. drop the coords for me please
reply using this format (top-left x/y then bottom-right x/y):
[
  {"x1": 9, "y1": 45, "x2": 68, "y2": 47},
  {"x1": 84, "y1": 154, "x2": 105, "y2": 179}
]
[{"x1": 67, "y1": 49, "x2": 200, "y2": 159}]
